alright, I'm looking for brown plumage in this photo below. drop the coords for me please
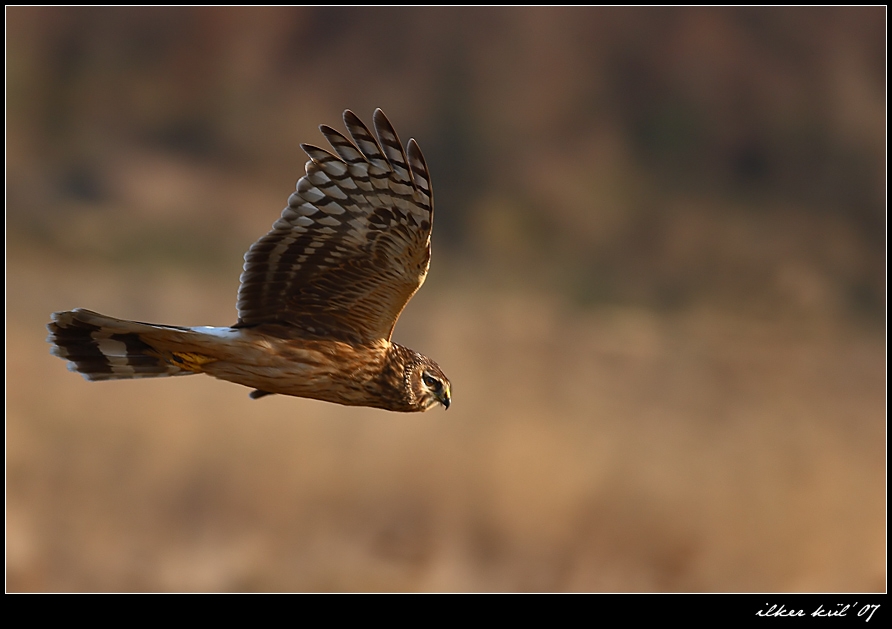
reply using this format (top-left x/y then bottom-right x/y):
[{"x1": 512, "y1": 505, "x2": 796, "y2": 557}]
[{"x1": 47, "y1": 110, "x2": 451, "y2": 412}]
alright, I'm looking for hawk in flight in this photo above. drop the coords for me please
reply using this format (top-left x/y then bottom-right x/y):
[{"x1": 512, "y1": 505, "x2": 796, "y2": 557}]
[{"x1": 47, "y1": 109, "x2": 451, "y2": 412}]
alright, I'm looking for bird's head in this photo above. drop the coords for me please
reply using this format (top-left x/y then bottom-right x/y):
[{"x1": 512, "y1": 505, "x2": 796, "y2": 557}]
[{"x1": 405, "y1": 355, "x2": 451, "y2": 411}]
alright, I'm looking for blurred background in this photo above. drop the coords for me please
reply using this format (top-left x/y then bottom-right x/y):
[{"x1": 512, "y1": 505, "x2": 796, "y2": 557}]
[{"x1": 6, "y1": 6, "x2": 885, "y2": 592}]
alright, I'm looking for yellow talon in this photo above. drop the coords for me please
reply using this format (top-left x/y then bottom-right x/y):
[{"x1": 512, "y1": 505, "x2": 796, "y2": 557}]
[{"x1": 170, "y1": 351, "x2": 216, "y2": 372}]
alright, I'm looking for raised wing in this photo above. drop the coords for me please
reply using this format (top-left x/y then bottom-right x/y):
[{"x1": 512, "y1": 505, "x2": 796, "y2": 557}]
[{"x1": 235, "y1": 109, "x2": 434, "y2": 345}]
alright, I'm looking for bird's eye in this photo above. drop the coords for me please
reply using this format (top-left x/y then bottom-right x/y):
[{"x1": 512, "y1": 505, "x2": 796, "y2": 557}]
[{"x1": 422, "y1": 374, "x2": 441, "y2": 391}]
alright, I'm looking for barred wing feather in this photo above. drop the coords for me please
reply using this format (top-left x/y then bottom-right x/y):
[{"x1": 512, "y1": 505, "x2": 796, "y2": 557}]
[{"x1": 236, "y1": 109, "x2": 433, "y2": 345}]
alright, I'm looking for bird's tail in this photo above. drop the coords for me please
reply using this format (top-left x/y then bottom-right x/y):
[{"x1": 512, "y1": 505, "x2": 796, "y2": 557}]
[{"x1": 47, "y1": 308, "x2": 201, "y2": 381}]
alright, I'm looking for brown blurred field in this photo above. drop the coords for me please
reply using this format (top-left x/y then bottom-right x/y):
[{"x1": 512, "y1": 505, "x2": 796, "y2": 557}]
[{"x1": 6, "y1": 7, "x2": 886, "y2": 592}]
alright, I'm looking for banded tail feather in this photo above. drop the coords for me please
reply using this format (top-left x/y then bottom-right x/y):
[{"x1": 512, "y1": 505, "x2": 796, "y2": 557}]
[{"x1": 47, "y1": 309, "x2": 196, "y2": 381}]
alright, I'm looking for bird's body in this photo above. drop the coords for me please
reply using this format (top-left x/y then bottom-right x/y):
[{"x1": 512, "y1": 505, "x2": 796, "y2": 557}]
[{"x1": 48, "y1": 110, "x2": 451, "y2": 412}]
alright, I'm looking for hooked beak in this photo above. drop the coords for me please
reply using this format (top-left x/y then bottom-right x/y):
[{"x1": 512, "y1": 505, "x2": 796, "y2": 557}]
[{"x1": 440, "y1": 384, "x2": 451, "y2": 410}]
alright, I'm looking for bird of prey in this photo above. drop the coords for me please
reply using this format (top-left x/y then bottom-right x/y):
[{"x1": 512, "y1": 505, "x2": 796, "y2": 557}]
[{"x1": 47, "y1": 109, "x2": 451, "y2": 412}]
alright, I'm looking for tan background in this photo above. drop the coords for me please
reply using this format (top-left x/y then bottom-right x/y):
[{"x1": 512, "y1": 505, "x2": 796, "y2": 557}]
[{"x1": 7, "y1": 7, "x2": 885, "y2": 592}]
